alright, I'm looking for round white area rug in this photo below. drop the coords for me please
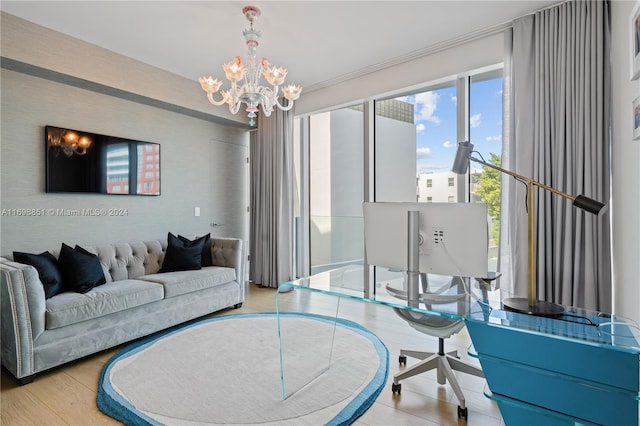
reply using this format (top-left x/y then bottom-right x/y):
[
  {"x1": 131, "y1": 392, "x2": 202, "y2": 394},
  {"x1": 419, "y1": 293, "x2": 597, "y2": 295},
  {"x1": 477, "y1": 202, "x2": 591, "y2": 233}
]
[{"x1": 97, "y1": 312, "x2": 388, "y2": 425}]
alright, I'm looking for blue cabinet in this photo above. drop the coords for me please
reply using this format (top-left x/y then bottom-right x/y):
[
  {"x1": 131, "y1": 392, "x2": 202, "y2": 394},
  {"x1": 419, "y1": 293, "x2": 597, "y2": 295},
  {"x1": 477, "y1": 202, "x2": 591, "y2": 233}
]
[{"x1": 466, "y1": 308, "x2": 640, "y2": 425}]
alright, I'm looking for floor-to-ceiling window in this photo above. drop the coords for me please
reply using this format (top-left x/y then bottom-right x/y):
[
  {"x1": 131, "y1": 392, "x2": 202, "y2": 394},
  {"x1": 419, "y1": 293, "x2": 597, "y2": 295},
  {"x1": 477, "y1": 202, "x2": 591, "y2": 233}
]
[{"x1": 294, "y1": 67, "x2": 503, "y2": 282}]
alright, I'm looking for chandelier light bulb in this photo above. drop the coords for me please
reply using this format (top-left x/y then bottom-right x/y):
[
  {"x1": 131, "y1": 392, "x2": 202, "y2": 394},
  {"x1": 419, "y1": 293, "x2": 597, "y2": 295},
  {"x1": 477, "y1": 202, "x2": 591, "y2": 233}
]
[
  {"x1": 199, "y1": 76, "x2": 223, "y2": 94},
  {"x1": 282, "y1": 84, "x2": 302, "y2": 101},
  {"x1": 77, "y1": 135, "x2": 92, "y2": 149},
  {"x1": 263, "y1": 66, "x2": 287, "y2": 86},
  {"x1": 223, "y1": 56, "x2": 247, "y2": 82},
  {"x1": 199, "y1": 5, "x2": 301, "y2": 126},
  {"x1": 63, "y1": 131, "x2": 79, "y2": 144}
]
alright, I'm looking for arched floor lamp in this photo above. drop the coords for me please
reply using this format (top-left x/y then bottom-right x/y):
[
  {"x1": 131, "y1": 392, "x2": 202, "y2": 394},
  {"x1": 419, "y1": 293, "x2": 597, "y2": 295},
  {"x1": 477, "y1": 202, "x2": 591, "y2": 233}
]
[{"x1": 452, "y1": 141, "x2": 605, "y2": 316}]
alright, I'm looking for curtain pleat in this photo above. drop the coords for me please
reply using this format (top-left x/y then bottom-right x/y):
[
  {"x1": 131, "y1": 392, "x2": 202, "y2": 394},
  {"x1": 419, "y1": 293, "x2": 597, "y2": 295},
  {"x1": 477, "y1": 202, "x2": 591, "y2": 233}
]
[
  {"x1": 249, "y1": 109, "x2": 294, "y2": 288},
  {"x1": 508, "y1": 0, "x2": 611, "y2": 311},
  {"x1": 498, "y1": 27, "x2": 514, "y2": 290}
]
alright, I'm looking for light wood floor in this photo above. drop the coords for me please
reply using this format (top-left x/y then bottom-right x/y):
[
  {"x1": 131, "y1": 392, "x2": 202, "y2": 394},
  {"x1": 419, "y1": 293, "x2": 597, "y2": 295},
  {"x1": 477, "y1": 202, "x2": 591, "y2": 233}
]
[{"x1": 1, "y1": 283, "x2": 504, "y2": 426}]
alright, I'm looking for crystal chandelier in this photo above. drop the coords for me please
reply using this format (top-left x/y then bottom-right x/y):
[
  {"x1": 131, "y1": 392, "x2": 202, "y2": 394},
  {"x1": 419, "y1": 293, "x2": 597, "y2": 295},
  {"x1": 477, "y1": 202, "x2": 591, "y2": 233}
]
[
  {"x1": 199, "y1": 5, "x2": 301, "y2": 126},
  {"x1": 47, "y1": 127, "x2": 92, "y2": 157}
]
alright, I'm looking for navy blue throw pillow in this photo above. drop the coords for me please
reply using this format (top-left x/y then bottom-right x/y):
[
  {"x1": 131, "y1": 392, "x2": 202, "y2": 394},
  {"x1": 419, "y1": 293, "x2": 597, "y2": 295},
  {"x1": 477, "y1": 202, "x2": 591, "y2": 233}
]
[
  {"x1": 57, "y1": 243, "x2": 106, "y2": 294},
  {"x1": 178, "y1": 233, "x2": 212, "y2": 267},
  {"x1": 160, "y1": 233, "x2": 205, "y2": 273},
  {"x1": 13, "y1": 251, "x2": 65, "y2": 298}
]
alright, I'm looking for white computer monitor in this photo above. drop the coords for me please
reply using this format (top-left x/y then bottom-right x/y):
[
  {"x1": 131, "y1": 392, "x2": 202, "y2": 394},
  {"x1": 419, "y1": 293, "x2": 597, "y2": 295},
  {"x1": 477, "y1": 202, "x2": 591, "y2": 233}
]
[{"x1": 363, "y1": 202, "x2": 489, "y2": 278}]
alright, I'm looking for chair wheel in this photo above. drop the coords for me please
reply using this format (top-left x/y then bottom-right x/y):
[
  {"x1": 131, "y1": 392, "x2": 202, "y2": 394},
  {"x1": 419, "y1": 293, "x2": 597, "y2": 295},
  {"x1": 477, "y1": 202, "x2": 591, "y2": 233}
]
[
  {"x1": 399, "y1": 355, "x2": 407, "y2": 365},
  {"x1": 458, "y1": 406, "x2": 468, "y2": 419},
  {"x1": 391, "y1": 383, "x2": 401, "y2": 394}
]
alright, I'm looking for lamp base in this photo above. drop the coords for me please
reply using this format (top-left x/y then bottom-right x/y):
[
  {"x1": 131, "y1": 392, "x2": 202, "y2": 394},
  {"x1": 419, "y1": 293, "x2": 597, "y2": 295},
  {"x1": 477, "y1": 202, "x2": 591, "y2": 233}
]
[{"x1": 502, "y1": 297, "x2": 565, "y2": 317}]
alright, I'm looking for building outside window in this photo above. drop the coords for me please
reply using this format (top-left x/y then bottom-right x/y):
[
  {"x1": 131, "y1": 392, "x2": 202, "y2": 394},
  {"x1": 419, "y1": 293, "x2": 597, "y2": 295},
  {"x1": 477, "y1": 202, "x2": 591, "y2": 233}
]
[{"x1": 307, "y1": 106, "x2": 364, "y2": 275}]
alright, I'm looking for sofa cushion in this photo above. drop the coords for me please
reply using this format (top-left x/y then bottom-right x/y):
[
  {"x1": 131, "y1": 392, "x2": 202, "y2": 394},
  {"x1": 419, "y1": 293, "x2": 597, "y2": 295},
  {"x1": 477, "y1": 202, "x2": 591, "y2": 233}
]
[
  {"x1": 12, "y1": 251, "x2": 65, "y2": 298},
  {"x1": 57, "y1": 243, "x2": 106, "y2": 293},
  {"x1": 45, "y1": 279, "x2": 164, "y2": 329},
  {"x1": 159, "y1": 233, "x2": 204, "y2": 273},
  {"x1": 138, "y1": 266, "x2": 236, "y2": 299}
]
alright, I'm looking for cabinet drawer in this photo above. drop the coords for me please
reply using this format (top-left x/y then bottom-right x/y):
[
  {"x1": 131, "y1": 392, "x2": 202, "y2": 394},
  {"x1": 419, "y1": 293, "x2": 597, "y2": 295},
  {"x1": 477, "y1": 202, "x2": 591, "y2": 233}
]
[{"x1": 480, "y1": 354, "x2": 638, "y2": 425}]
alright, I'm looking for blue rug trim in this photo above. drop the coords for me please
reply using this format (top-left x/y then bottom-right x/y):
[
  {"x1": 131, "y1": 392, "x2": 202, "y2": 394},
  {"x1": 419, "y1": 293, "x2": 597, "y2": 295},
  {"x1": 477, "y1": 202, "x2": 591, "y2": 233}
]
[
  {"x1": 316, "y1": 314, "x2": 389, "y2": 426},
  {"x1": 97, "y1": 312, "x2": 389, "y2": 426}
]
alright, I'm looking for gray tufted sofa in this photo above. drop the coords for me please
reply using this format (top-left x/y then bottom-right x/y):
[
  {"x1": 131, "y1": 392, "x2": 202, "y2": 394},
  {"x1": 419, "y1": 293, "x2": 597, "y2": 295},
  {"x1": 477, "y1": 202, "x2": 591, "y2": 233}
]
[{"x1": 0, "y1": 237, "x2": 245, "y2": 384}]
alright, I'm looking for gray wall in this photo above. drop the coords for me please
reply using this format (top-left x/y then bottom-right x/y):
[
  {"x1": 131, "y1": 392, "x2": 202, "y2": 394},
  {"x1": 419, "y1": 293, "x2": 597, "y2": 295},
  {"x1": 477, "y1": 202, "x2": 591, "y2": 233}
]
[{"x1": 1, "y1": 69, "x2": 248, "y2": 255}]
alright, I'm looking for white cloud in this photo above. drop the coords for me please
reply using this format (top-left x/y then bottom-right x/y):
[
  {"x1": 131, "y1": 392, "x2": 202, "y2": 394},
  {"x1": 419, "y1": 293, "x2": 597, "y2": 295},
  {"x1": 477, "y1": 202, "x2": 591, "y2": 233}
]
[
  {"x1": 486, "y1": 135, "x2": 502, "y2": 142},
  {"x1": 414, "y1": 92, "x2": 441, "y2": 124},
  {"x1": 443, "y1": 140, "x2": 454, "y2": 148},
  {"x1": 451, "y1": 94, "x2": 457, "y2": 104},
  {"x1": 416, "y1": 147, "x2": 432, "y2": 159},
  {"x1": 470, "y1": 113, "x2": 481, "y2": 128},
  {"x1": 416, "y1": 123, "x2": 425, "y2": 133}
]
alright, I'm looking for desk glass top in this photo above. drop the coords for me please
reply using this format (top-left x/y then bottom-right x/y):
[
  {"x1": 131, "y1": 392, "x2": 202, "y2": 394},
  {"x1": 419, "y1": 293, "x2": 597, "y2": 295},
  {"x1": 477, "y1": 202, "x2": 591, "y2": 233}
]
[
  {"x1": 278, "y1": 264, "x2": 490, "y2": 320},
  {"x1": 279, "y1": 265, "x2": 640, "y2": 353}
]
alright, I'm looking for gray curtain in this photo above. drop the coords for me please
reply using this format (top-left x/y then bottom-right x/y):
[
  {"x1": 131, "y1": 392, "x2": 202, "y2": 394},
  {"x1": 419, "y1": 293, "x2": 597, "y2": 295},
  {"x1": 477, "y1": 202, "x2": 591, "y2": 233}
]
[
  {"x1": 507, "y1": 0, "x2": 611, "y2": 310},
  {"x1": 249, "y1": 108, "x2": 294, "y2": 288}
]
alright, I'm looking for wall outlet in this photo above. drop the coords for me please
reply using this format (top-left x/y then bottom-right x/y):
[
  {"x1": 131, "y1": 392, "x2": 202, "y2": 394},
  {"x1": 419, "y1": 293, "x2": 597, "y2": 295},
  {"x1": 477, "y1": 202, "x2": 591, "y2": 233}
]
[{"x1": 194, "y1": 207, "x2": 200, "y2": 217}]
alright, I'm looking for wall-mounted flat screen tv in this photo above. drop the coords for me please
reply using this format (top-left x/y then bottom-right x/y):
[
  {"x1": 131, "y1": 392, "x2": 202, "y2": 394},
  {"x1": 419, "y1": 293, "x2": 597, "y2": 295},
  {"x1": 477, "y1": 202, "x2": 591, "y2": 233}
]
[{"x1": 46, "y1": 125, "x2": 160, "y2": 196}]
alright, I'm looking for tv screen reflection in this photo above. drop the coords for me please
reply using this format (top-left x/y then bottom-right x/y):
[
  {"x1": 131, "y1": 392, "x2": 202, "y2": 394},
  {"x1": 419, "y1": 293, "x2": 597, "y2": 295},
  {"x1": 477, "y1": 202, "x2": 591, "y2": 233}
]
[{"x1": 46, "y1": 125, "x2": 160, "y2": 196}]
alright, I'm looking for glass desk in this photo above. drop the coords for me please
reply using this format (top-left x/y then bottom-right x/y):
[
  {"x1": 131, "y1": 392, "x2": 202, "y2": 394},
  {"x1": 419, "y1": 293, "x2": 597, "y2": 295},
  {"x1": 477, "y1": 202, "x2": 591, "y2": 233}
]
[
  {"x1": 275, "y1": 265, "x2": 498, "y2": 404},
  {"x1": 277, "y1": 265, "x2": 488, "y2": 320},
  {"x1": 277, "y1": 265, "x2": 640, "y2": 425}
]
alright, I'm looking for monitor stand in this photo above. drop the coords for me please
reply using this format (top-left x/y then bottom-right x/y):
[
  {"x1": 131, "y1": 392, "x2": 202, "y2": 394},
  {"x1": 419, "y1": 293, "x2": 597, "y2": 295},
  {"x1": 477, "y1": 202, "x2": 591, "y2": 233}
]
[
  {"x1": 401, "y1": 211, "x2": 467, "y2": 306},
  {"x1": 406, "y1": 210, "x2": 421, "y2": 308}
]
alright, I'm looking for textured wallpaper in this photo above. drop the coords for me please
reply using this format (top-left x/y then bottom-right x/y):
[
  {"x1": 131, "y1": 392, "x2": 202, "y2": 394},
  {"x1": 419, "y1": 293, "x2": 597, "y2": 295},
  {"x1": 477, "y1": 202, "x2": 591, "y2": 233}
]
[{"x1": 1, "y1": 71, "x2": 249, "y2": 255}]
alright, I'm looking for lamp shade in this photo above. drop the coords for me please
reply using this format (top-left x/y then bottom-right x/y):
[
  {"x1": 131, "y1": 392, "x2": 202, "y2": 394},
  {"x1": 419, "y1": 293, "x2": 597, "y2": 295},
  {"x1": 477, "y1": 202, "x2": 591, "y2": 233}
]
[
  {"x1": 573, "y1": 194, "x2": 606, "y2": 215},
  {"x1": 452, "y1": 141, "x2": 474, "y2": 174}
]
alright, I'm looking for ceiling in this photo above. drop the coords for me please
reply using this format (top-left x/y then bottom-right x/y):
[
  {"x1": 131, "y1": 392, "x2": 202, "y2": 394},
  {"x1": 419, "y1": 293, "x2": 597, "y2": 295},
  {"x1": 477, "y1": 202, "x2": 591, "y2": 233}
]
[{"x1": 2, "y1": 1, "x2": 559, "y2": 94}]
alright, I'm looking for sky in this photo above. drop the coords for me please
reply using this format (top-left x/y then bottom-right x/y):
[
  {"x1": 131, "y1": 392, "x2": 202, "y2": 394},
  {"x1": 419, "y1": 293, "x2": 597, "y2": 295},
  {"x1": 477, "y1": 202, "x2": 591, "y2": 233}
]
[{"x1": 399, "y1": 76, "x2": 503, "y2": 174}]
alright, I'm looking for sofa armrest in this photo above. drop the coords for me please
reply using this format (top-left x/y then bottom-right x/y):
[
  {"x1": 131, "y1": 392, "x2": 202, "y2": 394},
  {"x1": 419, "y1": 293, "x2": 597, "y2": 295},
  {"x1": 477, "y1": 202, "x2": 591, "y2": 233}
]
[
  {"x1": 0, "y1": 258, "x2": 47, "y2": 379},
  {"x1": 210, "y1": 238, "x2": 245, "y2": 295}
]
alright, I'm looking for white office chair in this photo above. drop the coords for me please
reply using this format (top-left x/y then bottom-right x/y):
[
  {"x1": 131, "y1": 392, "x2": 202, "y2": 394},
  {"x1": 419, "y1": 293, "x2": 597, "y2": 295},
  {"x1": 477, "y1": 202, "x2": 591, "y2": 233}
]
[{"x1": 390, "y1": 274, "x2": 484, "y2": 420}]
